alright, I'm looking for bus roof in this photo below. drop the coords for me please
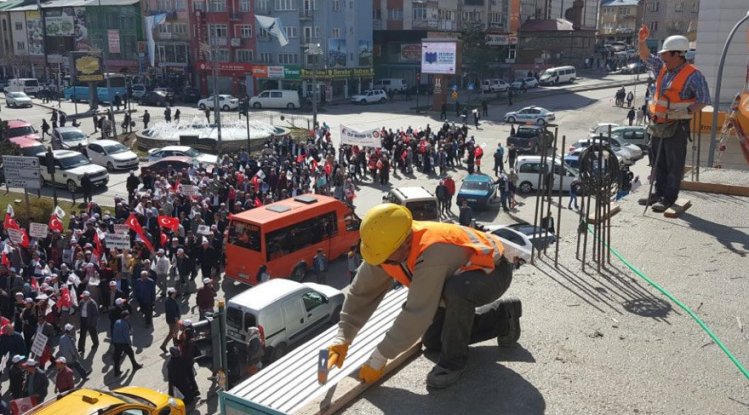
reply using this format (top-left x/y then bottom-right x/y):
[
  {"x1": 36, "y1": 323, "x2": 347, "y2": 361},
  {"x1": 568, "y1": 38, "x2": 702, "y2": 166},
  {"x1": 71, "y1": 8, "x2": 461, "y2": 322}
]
[{"x1": 229, "y1": 194, "x2": 344, "y2": 225}]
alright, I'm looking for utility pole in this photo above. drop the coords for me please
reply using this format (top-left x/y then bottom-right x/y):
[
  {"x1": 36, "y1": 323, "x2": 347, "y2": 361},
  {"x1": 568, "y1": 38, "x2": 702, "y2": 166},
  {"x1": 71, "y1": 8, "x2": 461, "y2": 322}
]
[
  {"x1": 211, "y1": 45, "x2": 222, "y2": 159},
  {"x1": 98, "y1": 0, "x2": 116, "y2": 137}
]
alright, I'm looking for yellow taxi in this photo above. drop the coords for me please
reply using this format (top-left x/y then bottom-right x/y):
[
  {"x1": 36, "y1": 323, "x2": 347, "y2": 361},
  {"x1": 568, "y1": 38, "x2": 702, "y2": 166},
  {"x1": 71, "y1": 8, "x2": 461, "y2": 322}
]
[{"x1": 27, "y1": 386, "x2": 186, "y2": 415}]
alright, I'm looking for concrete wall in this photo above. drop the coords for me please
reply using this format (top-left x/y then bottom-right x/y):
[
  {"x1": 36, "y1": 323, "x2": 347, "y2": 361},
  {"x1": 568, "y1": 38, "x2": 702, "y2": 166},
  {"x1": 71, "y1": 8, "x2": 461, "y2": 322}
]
[{"x1": 694, "y1": 0, "x2": 749, "y2": 109}]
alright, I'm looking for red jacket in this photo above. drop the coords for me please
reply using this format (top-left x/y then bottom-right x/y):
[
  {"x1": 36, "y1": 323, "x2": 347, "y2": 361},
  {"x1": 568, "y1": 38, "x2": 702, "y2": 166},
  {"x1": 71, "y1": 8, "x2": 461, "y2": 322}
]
[
  {"x1": 56, "y1": 366, "x2": 75, "y2": 393},
  {"x1": 444, "y1": 178, "x2": 456, "y2": 196}
]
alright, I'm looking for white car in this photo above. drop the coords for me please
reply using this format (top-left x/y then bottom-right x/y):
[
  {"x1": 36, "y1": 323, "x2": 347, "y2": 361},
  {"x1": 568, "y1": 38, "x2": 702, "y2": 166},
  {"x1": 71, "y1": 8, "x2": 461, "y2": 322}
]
[
  {"x1": 52, "y1": 127, "x2": 88, "y2": 150},
  {"x1": 198, "y1": 94, "x2": 239, "y2": 111},
  {"x1": 350, "y1": 89, "x2": 388, "y2": 104},
  {"x1": 86, "y1": 139, "x2": 139, "y2": 171},
  {"x1": 481, "y1": 79, "x2": 510, "y2": 93},
  {"x1": 5, "y1": 92, "x2": 33, "y2": 108},
  {"x1": 589, "y1": 122, "x2": 620, "y2": 138},
  {"x1": 504, "y1": 106, "x2": 556, "y2": 125},
  {"x1": 147, "y1": 145, "x2": 218, "y2": 165},
  {"x1": 476, "y1": 224, "x2": 532, "y2": 265},
  {"x1": 568, "y1": 137, "x2": 643, "y2": 165},
  {"x1": 37, "y1": 150, "x2": 109, "y2": 193},
  {"x1": 511, "y1": 77, "x2": 539, "y2": 89},
  {"x1": 131, "y1": 84, "x2": 146, "y2": 99}
]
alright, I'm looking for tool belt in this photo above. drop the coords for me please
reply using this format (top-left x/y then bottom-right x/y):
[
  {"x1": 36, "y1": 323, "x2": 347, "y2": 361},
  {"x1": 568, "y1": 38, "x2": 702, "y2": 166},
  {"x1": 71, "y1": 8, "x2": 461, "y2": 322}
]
[{"x1": 647, "y1": 120, "x2": 682, "y2": 138}]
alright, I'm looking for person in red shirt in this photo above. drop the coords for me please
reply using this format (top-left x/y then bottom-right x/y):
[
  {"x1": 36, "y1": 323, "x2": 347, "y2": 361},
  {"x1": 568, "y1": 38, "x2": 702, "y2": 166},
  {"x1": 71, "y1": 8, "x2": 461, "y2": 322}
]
[
  {"x1": 443, "y1": 175, "x2": 456, "y2": 213},
  {"x1": 54, "y1": 357, "x2": 75, "y2": 393},
  {"x1": 474, "y1": 146, "x2": 484, "y2": 173}
]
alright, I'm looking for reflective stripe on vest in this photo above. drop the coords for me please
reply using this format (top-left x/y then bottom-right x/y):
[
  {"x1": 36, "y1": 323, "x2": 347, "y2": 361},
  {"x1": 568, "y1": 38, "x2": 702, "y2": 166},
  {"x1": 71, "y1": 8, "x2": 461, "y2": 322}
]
[
  {"x1": 379, "y1": 222, "x2": 505, "y2": 287},
  {"x1": 649, "y1": 64, "x2": 697, "y2": 123}
]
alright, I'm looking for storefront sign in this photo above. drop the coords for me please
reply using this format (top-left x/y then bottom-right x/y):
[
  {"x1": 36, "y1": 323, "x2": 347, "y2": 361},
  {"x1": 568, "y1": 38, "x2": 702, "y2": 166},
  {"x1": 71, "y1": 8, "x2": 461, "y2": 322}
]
[
  {"x1": 300, "y1": 67, "x2": 374, "y2": 80},
  {"x1": 486, "y1": 34, "x2": 518, "y2": 46},
  {"x1": 340, "y1": 125, "x2": 381, "y2": 147},
  {"x1": 400, "y1": 44, "x2": 422, "y2": 61},
  {"x1": 267, "y1": 66, "x2": 284, "y2": 79},
  {"x1": 70, "y1": 52, "x2": 104, "y2": 82},
  {"x1": 108, "y1": 30, "x2": 120, "y2": 54},
  {"x1": 198, "y1": 61, "x2": 253, "y2": 73},
  {"x1": 283, "y1": 65, "x2": 301, "y2": 79},
  {"x1": 252, "y1": 65, "x2": 268, "y2": 78}
]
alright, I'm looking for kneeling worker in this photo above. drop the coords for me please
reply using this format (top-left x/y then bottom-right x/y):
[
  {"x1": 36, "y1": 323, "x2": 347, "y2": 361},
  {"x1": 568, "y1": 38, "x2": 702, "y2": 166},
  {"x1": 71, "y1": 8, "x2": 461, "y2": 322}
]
[{"x1": 327, "y1": 204, "x2": 523, "y2": 389}]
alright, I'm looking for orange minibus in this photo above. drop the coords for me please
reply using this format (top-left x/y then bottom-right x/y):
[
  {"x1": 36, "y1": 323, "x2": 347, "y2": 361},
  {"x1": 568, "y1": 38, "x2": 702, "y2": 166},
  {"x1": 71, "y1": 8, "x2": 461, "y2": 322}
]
[{"x1": 225, "y1": 194, "x2": 361, "y2": 285}]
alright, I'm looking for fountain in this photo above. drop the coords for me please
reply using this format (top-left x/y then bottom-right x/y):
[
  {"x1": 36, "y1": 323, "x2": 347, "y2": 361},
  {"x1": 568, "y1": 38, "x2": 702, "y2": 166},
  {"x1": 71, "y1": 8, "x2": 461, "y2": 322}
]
[{"x1": 136, "y1": 116, "x2": 290, "y2": 153}]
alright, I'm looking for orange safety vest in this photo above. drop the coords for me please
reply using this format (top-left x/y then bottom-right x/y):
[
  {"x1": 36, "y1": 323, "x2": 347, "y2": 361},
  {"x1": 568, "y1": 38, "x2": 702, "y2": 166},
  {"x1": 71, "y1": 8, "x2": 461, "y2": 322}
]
[
  {"x1": 649, "y1": 64, "x2": 697, "y2": 123},
  {"x1": 380, "y1": 222, "x2": 504, "y2": 287}
]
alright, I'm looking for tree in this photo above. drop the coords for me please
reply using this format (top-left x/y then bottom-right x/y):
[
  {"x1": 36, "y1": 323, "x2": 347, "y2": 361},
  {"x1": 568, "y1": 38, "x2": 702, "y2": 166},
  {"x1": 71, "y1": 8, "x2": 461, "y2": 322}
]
[{"x1": 460, "y1": 21, "x2": 494, "y2": 80}]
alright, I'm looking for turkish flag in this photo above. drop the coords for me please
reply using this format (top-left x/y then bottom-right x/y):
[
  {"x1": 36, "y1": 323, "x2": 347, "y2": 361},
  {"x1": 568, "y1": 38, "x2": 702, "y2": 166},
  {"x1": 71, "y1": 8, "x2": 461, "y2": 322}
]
[
  {"x1": 157, "y1": 215, "x2": 180, "y2": 231},
  {"x1": 48, "y1": 215, "x2": 64, "y2": 233},
  {"x1": 125, "y1": 213, "x2": 154, "y2": 251},
  {"x1": 3, "y1": 213, "x2": 18, "y2": 231},
  {"x1": 160, "y1": 232, "x2": 168, "y2": 248},
  {"x1": 58, "y1": 287, "x2": 72, "y2": 309},
  {"x1": 93, "y1": 230, "x2": 104, "y2": 258}
]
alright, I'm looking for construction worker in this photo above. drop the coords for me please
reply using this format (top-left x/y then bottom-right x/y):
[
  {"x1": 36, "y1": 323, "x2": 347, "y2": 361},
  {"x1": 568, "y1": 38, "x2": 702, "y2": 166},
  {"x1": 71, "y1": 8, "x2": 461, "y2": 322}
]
[
  {"x1": 637, "y1": 25, "x2": 710, "y2": 212},
  {"x1": 326, "y1": 204, "x2": 523, "y2": 389}
]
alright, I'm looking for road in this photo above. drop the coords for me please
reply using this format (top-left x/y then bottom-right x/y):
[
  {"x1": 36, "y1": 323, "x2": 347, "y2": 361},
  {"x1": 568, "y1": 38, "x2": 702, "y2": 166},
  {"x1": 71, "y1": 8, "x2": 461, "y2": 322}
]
[{"x1": 0, "y1": 76, "x2": 664, "y2": 413}]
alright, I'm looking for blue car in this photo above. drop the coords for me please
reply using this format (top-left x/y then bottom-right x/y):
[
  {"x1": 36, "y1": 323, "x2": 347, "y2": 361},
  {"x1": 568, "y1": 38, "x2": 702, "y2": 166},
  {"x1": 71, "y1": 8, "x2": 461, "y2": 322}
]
[{"x1": 456, "y1": 174, "x2": 497, "y2": 209}]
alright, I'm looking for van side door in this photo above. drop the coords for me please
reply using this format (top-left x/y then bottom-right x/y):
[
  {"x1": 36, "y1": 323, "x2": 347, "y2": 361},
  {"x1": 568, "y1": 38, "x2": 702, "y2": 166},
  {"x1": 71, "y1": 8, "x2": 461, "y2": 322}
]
[
  {"x1": 282, "y1": 297, "x2": 306, "y2": 343},
  {"x1": 301, "y1": 289, "x2": 329, "y2": 329}
]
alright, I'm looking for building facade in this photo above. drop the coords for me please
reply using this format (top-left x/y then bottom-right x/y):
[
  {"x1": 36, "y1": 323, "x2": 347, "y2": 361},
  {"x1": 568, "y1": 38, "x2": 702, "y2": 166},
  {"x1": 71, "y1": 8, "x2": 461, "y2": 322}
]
[
  {"x1": 520, "y1": 0, "x2": 599, "y2": 29},
  {"x1": 640, "y1": 0, "x2": 699, "y2": 52},
  {"x1": 142, "y1": 0, "x2": 193, "y2": 88},
  {"x1": 598, "y1": 0, "x2": 643, "y2": 44},
  {"x1": 694, "y1": 0, "x2": 747, "y2": 108}
]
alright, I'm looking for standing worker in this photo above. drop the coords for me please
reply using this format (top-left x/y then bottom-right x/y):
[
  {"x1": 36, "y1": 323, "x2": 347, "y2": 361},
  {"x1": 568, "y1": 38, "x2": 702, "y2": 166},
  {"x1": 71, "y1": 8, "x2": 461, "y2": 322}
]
[
  {"x1": 637, "y1": 24, "x2": 710, "y2": 212},
  {"x1": 325, "y1": 204, "x2": 522, "y2": 389}
]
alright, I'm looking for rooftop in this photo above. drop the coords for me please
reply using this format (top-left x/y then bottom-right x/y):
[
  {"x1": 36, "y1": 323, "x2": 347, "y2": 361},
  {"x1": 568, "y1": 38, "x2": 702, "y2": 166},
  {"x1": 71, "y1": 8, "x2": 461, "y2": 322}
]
[{"x1": 601, "y1": 0, "x2": 641, "y2": 7}]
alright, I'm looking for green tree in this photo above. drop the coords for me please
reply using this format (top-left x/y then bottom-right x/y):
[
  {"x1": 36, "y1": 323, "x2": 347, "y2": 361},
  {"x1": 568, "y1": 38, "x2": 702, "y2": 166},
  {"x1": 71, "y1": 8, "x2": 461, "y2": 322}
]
[
  {"x1": 0, "y1": 119, "x2": 22, "y2": 156},
  {"x1": 460, "y1": 21, "x2": 493, "y2": 80}
]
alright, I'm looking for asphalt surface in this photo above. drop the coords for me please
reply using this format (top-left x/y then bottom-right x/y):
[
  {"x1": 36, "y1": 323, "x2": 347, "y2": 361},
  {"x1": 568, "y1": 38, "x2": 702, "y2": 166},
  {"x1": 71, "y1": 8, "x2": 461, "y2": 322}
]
[{"x1": 8, "y1": 72, "x2": 745, "y2": 414}]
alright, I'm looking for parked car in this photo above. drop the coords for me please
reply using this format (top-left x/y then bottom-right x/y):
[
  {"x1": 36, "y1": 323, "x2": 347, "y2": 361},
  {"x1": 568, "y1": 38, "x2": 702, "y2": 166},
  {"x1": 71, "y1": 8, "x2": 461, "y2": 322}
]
[
  {"x1": 5, "y1": 92, "x2": 33, "y2": 108},
  {"x1": 481, "y1": 79, "x2": 510, "y2": 93},
  {"x1": 510, "y1": 77, "x2": 539, "y2": 90},
  {"x1": 139, "y1": 90, "x2": 170, "y2": 106},
  {"x1": 26, "y1": 386, "x2": 185, "y2": 415},
  {"x1": 38, "y1": 149, "x2": 109, "y2": 192},
  {"x1": 130, "y1": 83, "x2": 147, "y2": 99},
  {"x1": 86, "y1": 139, "x2": 139, "y2": 171},
  {"x1": 6, "y1": 119, "x2": 41, "y2": 141},
  {"x1": 140, "y1": 156, "x2": 195, "y2": 176},
  {"x1": 609, "y1": 125, "x2": 649, "y2": 150},
  {"x1": 620, "y1": 62, "x2": 648, "y2": 74},
  {"x1": 507, "y1": 125, "x2": 554, "y2": 154},
  {"x1": 564, "y1": 150, "x2": 627, "y2": 170},
  {"x1": 373, "y1": 78, "x2": 407, "y2": 91},
  {"x1": 569, "y1": 136, "x2": 643, "y2": 164},
  {"x1": 3, "y1": 78, "x2": 40, "y2": 96},
  {"x1": 589, "y1": 122, "x2": 620, "y2": 138},
  {"x1": 52, "y1": 127, "x2": 87, "y2": 150},
  {"x1": 198, "y1": 94, "x2": 239, "y2": 111},
  {"x1": 504, "y1": 106, "x2": 555, "y2": 125},
  {"x1": 482, "y1": 222, "x2": 556, "y2": 252},
  {"x1": 350, "y1": 89, "x2": 388, "y2": 104},
  {"x1": 178, "y1": 87, "x2": 201, "y2": 104},
  {"x1": 147, "y1": 145, "x2": 218, "y2": 165},
  {"x1": 457, "y1": 174, "x2": 497, "y2": 209},
  {"x1": 513, "y1": 155, "x2": 579, "y2": 194},
  {"x1": 382, "y1": 186, "x2": 440, "y2": 221},
  {"x1": 250, "y1": 90, "x2": 301, "y2": 109},
  {"x1": 8, "y1": 137, "x2": 45, "y2": 157},
  {"x1": 226, "y1": 279, "x2": 344, "y2": 362},
  {"x1": 475, "y1": 223, "x2": 533, "y2": 264}
]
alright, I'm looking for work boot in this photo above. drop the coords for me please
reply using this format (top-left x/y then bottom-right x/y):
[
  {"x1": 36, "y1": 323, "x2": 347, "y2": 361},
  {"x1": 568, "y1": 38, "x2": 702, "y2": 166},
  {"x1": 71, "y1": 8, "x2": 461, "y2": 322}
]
[
  {"x1": 426, "y1": 365, "x2": 465, "y2": 389},
  {"x1": 651, "y1": 199, "x2": 672, "y2": 213},
  {"x1": 496, "y1": 297, "x2": 522, "y2": 347},
  {"x1": 637, "y1": 194, "x2": 659, "y2": 206}
]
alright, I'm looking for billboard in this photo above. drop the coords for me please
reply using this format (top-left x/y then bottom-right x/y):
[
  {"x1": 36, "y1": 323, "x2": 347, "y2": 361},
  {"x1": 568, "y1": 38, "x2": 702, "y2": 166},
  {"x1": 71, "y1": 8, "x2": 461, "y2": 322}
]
[
  {"x1": 70, "y1": 51, "x2": 103, "y2": 82},
  {"x1": 421, "y1": 42, "x2": 456, "y2": 74}
]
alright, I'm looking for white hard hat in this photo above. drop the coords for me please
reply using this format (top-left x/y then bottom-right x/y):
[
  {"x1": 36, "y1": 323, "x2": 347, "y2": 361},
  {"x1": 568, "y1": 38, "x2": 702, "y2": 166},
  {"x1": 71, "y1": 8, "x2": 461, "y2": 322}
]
[{"x1": 658, "y1": 35, "x2": 689, "y2": 54}]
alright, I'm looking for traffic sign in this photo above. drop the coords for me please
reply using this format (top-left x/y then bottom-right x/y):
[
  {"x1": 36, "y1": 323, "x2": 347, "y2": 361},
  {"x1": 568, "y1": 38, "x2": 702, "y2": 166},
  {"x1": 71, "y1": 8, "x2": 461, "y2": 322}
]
[{"x1": 2, "y1": 156, "x2": 41, "y2": 190}]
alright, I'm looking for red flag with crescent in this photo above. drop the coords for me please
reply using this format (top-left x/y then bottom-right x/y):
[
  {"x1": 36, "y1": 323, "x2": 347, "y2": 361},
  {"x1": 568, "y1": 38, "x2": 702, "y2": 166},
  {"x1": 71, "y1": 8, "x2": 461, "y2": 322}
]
[
  {"x1": 125, "y1": 213, "x2": 154, "y2": 251},
  {"x1": 157, "y1": 215, "x2": 180, "y2": 231}
]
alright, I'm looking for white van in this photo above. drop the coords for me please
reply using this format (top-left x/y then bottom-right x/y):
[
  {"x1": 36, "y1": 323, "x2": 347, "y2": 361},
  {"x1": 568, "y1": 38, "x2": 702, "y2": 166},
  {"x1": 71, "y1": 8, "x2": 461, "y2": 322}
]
[
  {"x1": 514, "y1": 155, "x2": 579, "y2": 194},
  {"x1": 249, "y1": 89, "x2": 301, "y2": 109},
  {"x1": 373, "y1": 78, "x2": 407, "y2": 92},
  {"x1": 481, "y1": 79, "x2": 510, "y2": 93},
  {"x1": 539, "y1": 66, "x2": 577, "y2": 85},
  {"x1": 383, "y1": 186, "x2": 440, "y2": 221},
  {"x1": 4, "y1": 78, "x2": 41, "y2": 96},
  {"x1": 226, "y1": 279, "x2": 345, "y2": 361}
]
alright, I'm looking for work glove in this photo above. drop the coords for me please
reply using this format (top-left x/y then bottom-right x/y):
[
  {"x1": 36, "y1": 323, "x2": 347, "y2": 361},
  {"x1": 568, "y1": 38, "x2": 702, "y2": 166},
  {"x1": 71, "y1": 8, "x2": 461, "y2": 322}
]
[
  {"x1": 359, "y1": 348, "x2": 387, "y2": 384},
  {"x1": 326, "y1": 337, "x2": 349, "y2": 368}
]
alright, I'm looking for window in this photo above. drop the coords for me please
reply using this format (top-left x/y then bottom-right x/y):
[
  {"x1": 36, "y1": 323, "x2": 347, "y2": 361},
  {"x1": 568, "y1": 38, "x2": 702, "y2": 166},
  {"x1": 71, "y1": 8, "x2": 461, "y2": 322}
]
[
  {"x1": 331, "y1": 27, "x2": 341, "y2": 38},
  {"x1": 333, "y1": 0, "x2": 341, "y2": 11},
  {"x1": 158, "y1": 44, "x2": 189, "y2": 63},
  {"x1": 16, "y1": 41, "x2": 24, "y2": 50},
  {"x1": 303, "y1": 26, "x2": 320, "y2": 41},
  {"x1": 193, "y1": 0, "x2": 205, "y2": 11},
  {"x1": 278, "y1": 53, "x2": 298, "y2": 64},
  {"x1": 173, "y1": 23, "x2": 187, "y2": 34},
  {"x1": 303, "y1": 0, "x2": 316, "y2": 11},
  {"x1": 648, "y1": 1, "x2": 659, "y2": 12},
  {"x1": 285, "y1": 26, "x2": 298, "y2": 38},
  {"x1": 275, "y1": 0, "x2": 295, "y2": 11},
  {"x1": 675, "y1": 1, "x2": 683, "y2": 12},
  {"x1": 373, "y1": 8, "x2": 381, "y2": 19},
  {"x1": 228, "y1": 221, "x2": 261, "y2": 251},
  {"x1": 302, "y1": 291, "x2": 325, "y2": 312},
  {"x1": 489, "y1": 12, "x2": 503, "y2": 26},
  {"x1": 256, "y1": 0, "x2": 269, "y2": 10},
  {"x1": 239, "y1": 0, "x2": 251, "y2": 12},
  {"x1": 236, "y1": 49, "x2": 254, "y2": 62},
  {"x1": 236, "y1": 24, "x2": 252, "y2": 38},
  {"x1": 413, "y1": 3, "x2": 427, "y2": 20},
  {"x1": 213, "y1": 48, "x2": 229, "y2": 61},
  {"x1": 14, "y1": 22, "x2": 22, "y2": 31},
  {"x1": 439, "y1": 9, "x2": 454, "y2": 21},
  {"x1": 463, "y1": 11, "x2": 481, "y2": 21},
  {"x1": 159, "y1": 23, "x2": 171, "y2": 33},
  {"x1": 157, "y1": 0, "x2": 173, "y2": 11},
  {"x1": 208, "y1": 0, "x2": 225, "y2": 12},
  {"x1": 175, "y1": 0, "x2": 186, "y2": 11},
  {"x1": 388, "y1": 8, "x2": 403, "y2": 20},
  {"x1": 264, "y1": 212, "x2": 338, "y2": 261},
  {"x1": 650, "y1": 21, "x2": 658, "y2": 32},
  {"x1": 259, "y1": 52, "x2": 272, "y2": 63},
  {"x1": 208, "y1": 24, "x2": 228, "y2": 39}
]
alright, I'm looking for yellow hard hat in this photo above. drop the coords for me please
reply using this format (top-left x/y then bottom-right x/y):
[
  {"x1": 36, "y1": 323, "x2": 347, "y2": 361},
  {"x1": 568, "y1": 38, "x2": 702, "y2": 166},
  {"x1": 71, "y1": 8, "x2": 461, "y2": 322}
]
[{"x1": 360, "y1": 203, "x2": 413, "y2": 266}]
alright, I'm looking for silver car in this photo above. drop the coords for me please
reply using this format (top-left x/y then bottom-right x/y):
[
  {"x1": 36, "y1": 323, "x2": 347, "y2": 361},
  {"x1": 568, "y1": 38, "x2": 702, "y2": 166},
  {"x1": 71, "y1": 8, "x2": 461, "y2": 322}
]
[
  {"x1": 52, "y1": 127, "x2": 88, "y2": 150},
  {"x1": 5, "y1": 92, "x2": 33, "y2": 108}
]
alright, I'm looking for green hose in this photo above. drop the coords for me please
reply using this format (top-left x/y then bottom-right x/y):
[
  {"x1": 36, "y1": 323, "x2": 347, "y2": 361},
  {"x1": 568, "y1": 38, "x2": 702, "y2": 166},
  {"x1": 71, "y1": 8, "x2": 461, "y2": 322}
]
[{"x1": 589, "y1": 226, "x2": 749, "y2": 380}]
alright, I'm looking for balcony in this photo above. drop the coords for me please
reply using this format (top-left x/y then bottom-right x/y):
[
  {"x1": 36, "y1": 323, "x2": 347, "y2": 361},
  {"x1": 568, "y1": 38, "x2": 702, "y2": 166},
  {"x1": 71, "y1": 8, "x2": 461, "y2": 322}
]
[
  {"x1": 154, "y1": 10, "x2": 178, "y2": 20},
  {"x1": 300, "y1": 9, "x2": 313, "y2": 20},
  {"x1": 412, "y1": 19, "x2": 456, "y2": 31}
]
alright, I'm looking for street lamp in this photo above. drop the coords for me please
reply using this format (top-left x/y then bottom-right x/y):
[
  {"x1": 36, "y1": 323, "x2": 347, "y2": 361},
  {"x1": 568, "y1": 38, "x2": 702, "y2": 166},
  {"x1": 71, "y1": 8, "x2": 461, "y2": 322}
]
[{"x1": 707, "y1": 9, "x2": 749, "y2": 167}]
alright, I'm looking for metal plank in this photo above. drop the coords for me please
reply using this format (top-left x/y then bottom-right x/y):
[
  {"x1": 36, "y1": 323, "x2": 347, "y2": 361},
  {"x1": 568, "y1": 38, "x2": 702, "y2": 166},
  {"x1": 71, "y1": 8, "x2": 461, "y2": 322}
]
[{"x1": 223, "y1": 287, "x2": 409, "y2": 414}]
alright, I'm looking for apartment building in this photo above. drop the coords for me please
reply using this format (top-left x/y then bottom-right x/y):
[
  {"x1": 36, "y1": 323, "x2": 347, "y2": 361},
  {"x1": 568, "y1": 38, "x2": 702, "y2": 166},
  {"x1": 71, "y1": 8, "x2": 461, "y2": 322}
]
[
  {"x1": 520, "y1": 0, "x2": 599, "y2": 29},
  {"x1": 640, "y1": 0, "x2": 699, "y2": 52},
  {"x1": 142, "y1": 0, "x2": 193, "y2": 87},
  {"x1": 598, "y1": 0, "x2": 643, "y2": 44}
]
